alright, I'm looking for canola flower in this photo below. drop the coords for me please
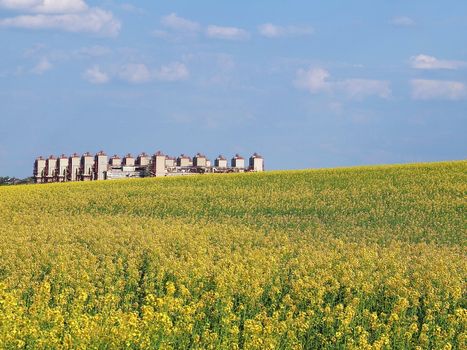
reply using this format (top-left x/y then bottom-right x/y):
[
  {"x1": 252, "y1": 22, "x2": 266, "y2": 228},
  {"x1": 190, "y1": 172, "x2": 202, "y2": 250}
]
[{"x1": 0, "y1": 161, "x2": 465, "y2": 349}]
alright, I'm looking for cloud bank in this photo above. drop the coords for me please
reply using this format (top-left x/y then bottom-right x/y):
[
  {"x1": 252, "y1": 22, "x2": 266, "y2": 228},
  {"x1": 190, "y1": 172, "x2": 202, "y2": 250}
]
[
  {"x1": 294, "y1": 67, "x2": 391, "y2": 99},
  {"x1": 410, "y1": 54, "x2": 467, "y2": 70},
  {"x1": 84, "y1": 62, "x2": 190, "y2": 84},
  {"x1": 0, "y1": 0, "x2": 121, "y2": 36},
  {"x1": 161, "y1": 13, "x2": 200, "y2": 33},
  {"x1": 206, "y1": 25, "x2": 249, "y2": 40},
  {"x1": 258, "y1": 23, "x2": 313, "y2": 38},
  {"x1": 390, "y1": 16, "x2": 415, "y2": 27},
  {"x1": 0, "y1": 0, "x2": 87, "y2": 13},
  {"x1": 31, "y1": 57, "x2": 52, "y2": 74},
  {"x1": 83, "y1": 65, "x2": 109, "y2": 84},
  {"x1": 411, "y1": 79, "x2": 466, "y2": 100}
]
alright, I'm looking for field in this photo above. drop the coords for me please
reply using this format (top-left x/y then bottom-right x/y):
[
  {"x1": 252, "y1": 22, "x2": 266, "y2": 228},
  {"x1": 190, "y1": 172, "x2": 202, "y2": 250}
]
[{"x1": 0, "y1": 161, "x2": 465, "y2": 349}]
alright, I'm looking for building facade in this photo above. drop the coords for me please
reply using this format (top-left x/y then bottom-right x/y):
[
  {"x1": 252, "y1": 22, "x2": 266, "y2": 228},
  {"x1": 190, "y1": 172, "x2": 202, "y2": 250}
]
[{"x1": 33, "y1": 151, "x2": 264, "y2": 183}]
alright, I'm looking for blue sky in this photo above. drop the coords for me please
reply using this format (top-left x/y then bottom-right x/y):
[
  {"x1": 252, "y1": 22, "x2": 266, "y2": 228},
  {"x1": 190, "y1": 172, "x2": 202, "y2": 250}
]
[{"x1": 0, "y1": 0, "x2": 466, "y2": 177}]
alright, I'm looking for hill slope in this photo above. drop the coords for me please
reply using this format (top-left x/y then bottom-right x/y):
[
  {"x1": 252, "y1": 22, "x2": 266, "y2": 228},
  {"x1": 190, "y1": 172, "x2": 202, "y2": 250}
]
[{"x1": 0, "y1": 161, "x2": 465, "y2": 349}]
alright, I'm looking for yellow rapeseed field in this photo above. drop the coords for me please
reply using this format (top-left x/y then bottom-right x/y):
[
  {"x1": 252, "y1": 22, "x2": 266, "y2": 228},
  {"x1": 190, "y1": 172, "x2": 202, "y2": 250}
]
[{"x1": 0, "y1": 161, "x2": 465, "y2": 349}]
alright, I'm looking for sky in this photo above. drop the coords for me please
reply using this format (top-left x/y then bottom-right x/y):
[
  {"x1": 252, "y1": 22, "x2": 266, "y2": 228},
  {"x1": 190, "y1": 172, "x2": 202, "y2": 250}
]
[{"x1": 1, "y1": 0, "x2": 466, "y2": 177}]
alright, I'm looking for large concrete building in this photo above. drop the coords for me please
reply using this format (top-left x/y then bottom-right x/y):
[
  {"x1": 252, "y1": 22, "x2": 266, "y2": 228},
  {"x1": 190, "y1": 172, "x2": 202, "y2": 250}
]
[{"x1": 33, "y1": 151, "x2": 264, "y2": 183}]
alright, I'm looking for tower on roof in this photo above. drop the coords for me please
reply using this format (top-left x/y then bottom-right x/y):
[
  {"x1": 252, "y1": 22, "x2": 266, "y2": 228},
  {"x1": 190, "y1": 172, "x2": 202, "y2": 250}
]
[
  {"x1": 215, "y1": 155, "x2": 227, "y2": 168},
  {"x1": 33, "y1": 156, "x2": 46, "y2": 183},
  {"x1": 81, "y1": 152, "x2": 94, "y2": 181},
  {"x1": 152, "y1": 151, "x2": 166, "y2": 177},
  {"x1": 193, "y1": 153, "x2": 207, "y2": 167},
  {"x1": 57, "y1": 154, "x2": 69, "y2": 182},
  {"x1": 231, "y1": 154, "x2": 245, "y2": 169},
  {"x1": 249, "y1": 153, "x2": 264, "y2": 172},
  {"x1": 68, "y1": 153, "x2": 80, "y2": 181},
  {"x1": 94, "y1": 151, "x2": 108, "y2": 180}
]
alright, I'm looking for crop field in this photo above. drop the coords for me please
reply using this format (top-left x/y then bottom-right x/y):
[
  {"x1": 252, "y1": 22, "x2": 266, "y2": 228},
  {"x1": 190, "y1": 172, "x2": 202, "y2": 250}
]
[{"x1": 0, "y1": 161, "x2": 465, "y2": 349}]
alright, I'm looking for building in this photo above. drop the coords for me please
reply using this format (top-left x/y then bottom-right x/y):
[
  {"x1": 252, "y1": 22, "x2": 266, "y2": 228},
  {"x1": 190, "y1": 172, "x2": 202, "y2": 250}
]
[
  {"x1": 249, "y1": 153, "x2": 264, "y2": 172},
  {"x1": 109, "y1": 155, "x2": 121, "y2": 168},
  {"x1": 94, "y1": 151, "x2": 108, "y2": 180},
  {"x1": 123, "y1": 154, "x2": 135, "y2": 167},
  {"x1": 165, "y1": 156, "x2": 176, "y2": 168},
  {"x1": 152, "y1": 151, "x2": 166, "y2": 177},
  {"x1": 33, "y1": 156, "x2": 46, "y2": 183},
  {"x1": 193, "y1": 153, "x2": 207, "y2": 167},
  {"x1": 33, "y1": 151, "x2": 264, "y2": 183},
  {"x1": 81, "y1": 152, "x2": 94, "y2": 181},
  {"x1": 231, "y1": 154, "x2": 245, "y2": 169},
  {"x1": 137, "y1": 152, "x2": 151, "y2": 167},
  {"x1": 215, "y1": 155, "x2": 227, "y2": 168},
  {"x1": 177, "y1": 154, "x2": 191, "y2": 167},
  {"x1": 45, "y1": 155, "x2": 57, "y2": 183},
  {"x1": 57, "y1": 154, "x2": 69, "y2": 182},
  {"x1": 68, "y1": 153, "x2": 80, "y2": 181}
]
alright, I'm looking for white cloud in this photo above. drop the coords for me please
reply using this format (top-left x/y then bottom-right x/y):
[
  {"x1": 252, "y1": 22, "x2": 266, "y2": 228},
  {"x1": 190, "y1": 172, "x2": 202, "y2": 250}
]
[
  {"x1": 0, "y1": 2, "x2": 121, "y2": 36},
  {"x1": 74, "y1": 45, "x2": 111, "y2": 58},
  {"x1": 119, "y1": 3, "x2": 144, "y2": 14},
  {"x1": 336, "y1": 79, "x2": 391, "y2": 99},
  {"x1": 391, "y1": 16, "x2": 415, "y2": 27},
  {"x1": 294, "y1": 67, "x2": 331, "y2": 93},
  {"x1": 0, "y1": 0, "x2": 87, "y2": 13},
  {"x1": 118, "y1": 62, "x2": 189, "y2": 84},
  {"x1": 258, "y1": 23, "x2": 314, "y2": 38},
  {"x1": 161, "y1": 13, "x2": 200, "y2": 32},
  {"x1": 206, "y1": 25, "x2": 249, "y2": 40},
  {"x1": 294, "y1": 67, "x2": 391, "y2": 99},
  {"x1": 410, "y1": 54, "x2": 467, "y2": 70},
  {"x1": 410, "y1": 79, "x2": 467, "y2": 100},
  {"x1": 118, "y1": 63, "x2": 152, "y2": 83},
  {"x1": 154, "y1": 62, "x2": 189, "y2": 81},
  {"x1": 31, "y1": 57, "x2": 52, "y2": 74},
  {"x1": 151, "y1": 29, "x2": 171, "y2": 39},
  {"x1": 83, "y1": 65, "x2": 109, "y2": 84}
]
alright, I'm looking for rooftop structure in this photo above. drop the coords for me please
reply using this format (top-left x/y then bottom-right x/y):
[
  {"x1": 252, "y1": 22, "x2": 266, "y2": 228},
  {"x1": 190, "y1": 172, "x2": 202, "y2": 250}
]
[
  {"x1": 215, "y1": 155, "x2": 228, "y2": 168},
  {"x1": 137, "y1": 152, "x2": 151, "y2": 167},
  {"x1": 231, "y1": 154, "x2": 245, "y2": 169},
  {"x1": 57, "y1": 154, "x2": 69, "y2": 182},
  {"x1": 32, "y1": 151, "x2": 265, "y2": 183},
  {"x1": 123, "y1": 154, "x2": 135, "y2": 167},
  {"x1": 249, "y1": 153, "x2": 264, "y2": 172},
  {"x1": 95, "y1": 151, "x2": 108, "y2": 181},
  {"x1": 33, "y1": 156, "x2": 46, "y2": 183},
  {"x1": 69, "y1": 153, "x2": 80, "y2": 182},
  {"x1": 177, "y1": 154, "x2": 191, "y2": 167},
  {"x1": 109, "y1": 155, "x2": 121, "y2": 168}
]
